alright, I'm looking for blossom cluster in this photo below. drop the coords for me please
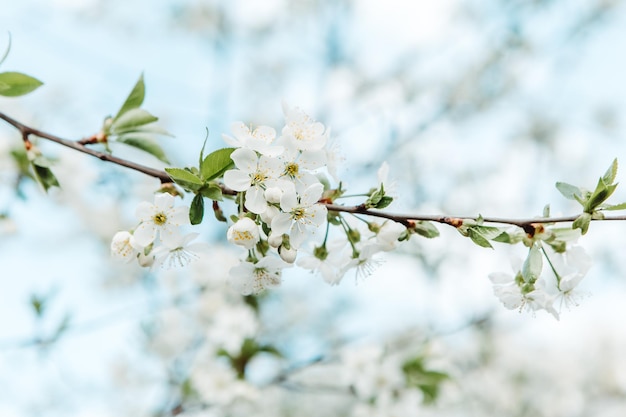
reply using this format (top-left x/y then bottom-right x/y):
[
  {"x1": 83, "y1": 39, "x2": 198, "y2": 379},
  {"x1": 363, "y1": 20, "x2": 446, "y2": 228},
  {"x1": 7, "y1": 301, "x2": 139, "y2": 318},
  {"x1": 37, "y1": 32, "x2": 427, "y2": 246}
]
[
  {"x1": 110, "y1": 103, "x2": 409, "y2": 294},
  {"x1": 222, "y1": 103, "x2": 407, "y2": 293},
  {"x1": 489, "y1": 229, "x2": 592, "y2": 320},
  {"x1": 110, "y1": 192, "x2": 207, "y2": 269},
  {"x1": 108, "y1": 102, "x2": 595, "y2": 320}
]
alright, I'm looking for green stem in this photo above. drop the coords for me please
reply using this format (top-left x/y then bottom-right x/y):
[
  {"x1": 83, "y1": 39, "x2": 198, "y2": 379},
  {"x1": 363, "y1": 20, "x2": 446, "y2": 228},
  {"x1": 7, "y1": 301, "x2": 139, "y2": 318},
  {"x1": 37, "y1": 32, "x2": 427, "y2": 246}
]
[{"x1": 540, "y1": 245, "x2": 562, "y2": 290}]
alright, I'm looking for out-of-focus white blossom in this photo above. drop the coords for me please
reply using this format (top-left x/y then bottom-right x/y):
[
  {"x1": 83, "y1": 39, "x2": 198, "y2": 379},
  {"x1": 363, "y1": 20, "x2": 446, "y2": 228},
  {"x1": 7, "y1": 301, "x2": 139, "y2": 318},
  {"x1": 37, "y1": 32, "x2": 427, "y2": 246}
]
[
  {"x1": 229, "y1": 256, "x2": 288, "y2": 295},
  {"x1": 375, "y1": 221, "x2": 406, "y2": 251},
  {"x1": 281, "y1": 102, "x2": 328, "y2": 151},
  {"x1": 222, "y1": 121, "x2": 283, "y2": 157}
]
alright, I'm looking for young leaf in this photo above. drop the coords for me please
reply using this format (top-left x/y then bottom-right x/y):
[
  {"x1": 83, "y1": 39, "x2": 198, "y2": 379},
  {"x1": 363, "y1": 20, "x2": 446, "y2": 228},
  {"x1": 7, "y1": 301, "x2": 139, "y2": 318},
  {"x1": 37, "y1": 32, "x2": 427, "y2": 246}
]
[
  {"x1": 199, "y1": 129, "x2": 209, "y2": 168},
  {"x1": 572, "y1": 212, "x2": 592, "y2": 235},
  {"x1": 190, "y1": 194, "x2": 204, "y2": 225},
  {"x1": 471, "y1": 225, "x2": 503, "y2": 240},
  {"x1": 116, "y1": 135, "x2": 169, "y2": 163},
  {"x1": 411, "y1": 220, "x2": 439, "y2": 238},
  {"x1": 201, "y1": 148, "x2": 236, "y2": 181},
  {"x1": 584, "y1": 178, "x2": 617, "y2": 213},
  {"x1": 165, "y1": 168, "x2": 204, "y2": 191},
  {"x1": 32, "y1": 163, "x2": 60, "y2": 192},
  {"x1": 493, "y1": 231, "x2": 524, "y2": 244},
  {"x1": 375, "y1": 196, "x2": 393, "y2": 209},
  {"x1": 112, "y1": 123, "x2": 173, "y2": 137},
  {"x1": 602, "y1": 158, "x2": 618, "y2": 185},
  {"x1": 0, "y1": 72, "x2": 43, "y2": 97},
  {"x1": 468, "y1": 228, "x2": 493, "y2": 249},
  {"x1": 555, "y1": 182, "x2": 584, "y2": 201},
  {"x1": 602, "y1": 202, "x2": 626, "y2": 211},
  {"x1": 114, "y1": 73, "x2": 145, "y2": 120},
  {"x1": 200, "y1": 184, "x2": 223, "y2": 201},
  {"x1": 111, "y1": 108, "x2": 158, "y2": 133},
  {"x1": 521, "y1": 245, "x2": 542, "y2": 283}
]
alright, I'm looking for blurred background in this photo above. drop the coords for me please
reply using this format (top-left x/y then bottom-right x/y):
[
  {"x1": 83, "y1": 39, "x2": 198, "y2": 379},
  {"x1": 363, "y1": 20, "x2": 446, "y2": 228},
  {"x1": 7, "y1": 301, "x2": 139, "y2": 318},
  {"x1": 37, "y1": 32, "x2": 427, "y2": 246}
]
[{"x1": 2, "y1": 0, "x2": 626, "y2": 416}]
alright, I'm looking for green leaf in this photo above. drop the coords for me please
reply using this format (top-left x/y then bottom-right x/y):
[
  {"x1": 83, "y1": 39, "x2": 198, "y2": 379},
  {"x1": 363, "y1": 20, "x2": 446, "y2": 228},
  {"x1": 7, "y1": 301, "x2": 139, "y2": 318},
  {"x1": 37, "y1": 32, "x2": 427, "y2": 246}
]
[
  {"x1": 190, "y1": 194, "x2": 204, "y2": 225},
  {"x1": 0, "y1": 72, "x2": 43, "y2": 97},
  {"x1": 521, "y1": 245, "x2": 542, "y2": 283},
  {"x1": 572, "y1": 212, "x2": 592, "y2": 235},
  {"x1": 31, "y1": 162, "x2": 60, "y2": 192},
  {"x1": 199, "y1": 128, "x2": 209, "y2": 168},
  {"x1": 471, "y1": 225, "x2": 503, "y2": 240},
  {"x1": 468, "y1": 228, "x2": 493, "y2": 249},
  {"x1": 365, "y1": 189, "x2": 383, "y2": 209},
  {"x1": 111, "y1": 108, "x2": 158, "y2": 133},
  {"x1": 584, "y1": 178, "x2": 617, "y2": 213},
  {"x1": 555, "y1": 182, "x2": 584, "y2": 201},
  {"x1": 602, "y1": 158, "x2": 618, "y2": 185},
  {"x1": 165, "y1": 167, "x2": 204, "y2": 191},
  {"x1": 114, "y1": 73, "x2": 145, "y2": 120},
  {"x1": 402, "y1": 357, "x2": 449, "y2": 404},
  {"x1": 543, "y1": 204, "x2": 550, "y2": 218},
  {"x1": 603, "y1": 202, "x2": 626, "y2": 211},
  {"x1": 375, "y1": 195, "x2": 393, "y2": 209},
  {"x1": 412, "y1": 220, "x2": 439, "y2": 238},
  {"x1": 30, "y1": 294, "x2": 47, "y2": 318},
  {"x1": 113, "y1": 123, "x2": 173, "y2": 137},
  {"x1": 116, "y1": 135, "x2": 169, "y2": 163},
  {"x1": 493, "y1": 231, "x2": 524, "y2": 244},
  {"x1": 200, "y1": 183, "x2": 223, "y2": 201},
  {"x1": 201, "y1": 147, "x2": 236, "y2": 181}
]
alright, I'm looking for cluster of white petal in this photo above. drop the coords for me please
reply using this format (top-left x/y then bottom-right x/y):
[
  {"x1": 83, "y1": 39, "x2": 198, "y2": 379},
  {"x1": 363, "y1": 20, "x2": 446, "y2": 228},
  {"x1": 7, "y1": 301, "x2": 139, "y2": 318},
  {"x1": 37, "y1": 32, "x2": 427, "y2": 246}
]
[
  {"x1": 222, "y1": 103, "x2": 409, "y2": 294},
  {"x1": 109, "y1": 104, "x2": 410, "y2": 295},
  {"x1": 489, "y1": 240, "x2": 592, "y2": 320},
  {"x1": 110, "y1": 192, "x2": 207, "y2": 269}
]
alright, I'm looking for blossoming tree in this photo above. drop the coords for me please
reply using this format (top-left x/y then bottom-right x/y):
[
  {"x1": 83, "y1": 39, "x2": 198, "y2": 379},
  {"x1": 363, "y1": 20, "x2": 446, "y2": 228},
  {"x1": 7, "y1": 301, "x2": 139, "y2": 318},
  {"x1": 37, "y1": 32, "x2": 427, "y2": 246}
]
[{"x1": 3, "y1": 1, "x2": 626, "y2": 416}]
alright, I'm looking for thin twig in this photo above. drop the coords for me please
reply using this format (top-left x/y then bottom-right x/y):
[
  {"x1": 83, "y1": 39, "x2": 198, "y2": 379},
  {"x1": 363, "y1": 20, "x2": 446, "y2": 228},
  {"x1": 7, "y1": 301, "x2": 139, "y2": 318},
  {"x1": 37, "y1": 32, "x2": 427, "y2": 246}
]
[{"x1": 0, "y1": 112, "x2": 172, "y2": 183}]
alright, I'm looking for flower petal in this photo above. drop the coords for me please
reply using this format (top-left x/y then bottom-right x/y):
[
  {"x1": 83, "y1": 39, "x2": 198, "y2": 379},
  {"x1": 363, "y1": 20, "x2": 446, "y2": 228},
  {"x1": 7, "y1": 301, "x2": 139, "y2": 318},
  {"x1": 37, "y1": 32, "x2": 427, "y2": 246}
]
[
  {"x1": 133, "y1": 222, "x2": 157, "y2": 247},
  {"x1": 224, "y1": 169, "x2": 252, "y2": 192},
  {"x1": 231, "y1": 148, "x2": 258, "y2": 173}
]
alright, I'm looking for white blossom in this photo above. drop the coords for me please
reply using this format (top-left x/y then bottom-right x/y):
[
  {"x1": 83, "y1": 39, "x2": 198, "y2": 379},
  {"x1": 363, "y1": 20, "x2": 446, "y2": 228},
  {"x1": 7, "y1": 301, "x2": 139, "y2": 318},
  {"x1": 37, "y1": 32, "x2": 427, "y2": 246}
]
[
  {"x1": 298, "y1": 239, "x2": 350, "y2": 285},
  {"x1": 281, "y1": 101, "x2": 328, "y2": 151},
  {"x1": 375, "y1": 221, "x2": 407, "y2": 251},
  {"x1": 110, "y1": 230, "x2": 141, "y2": 262},
  {"x1": 227, "y1": 217, "x2": 260, "y2": 250},
  {"x1": 222, "y1": 121, "x2": 283, "y2": 157},
  {"x1": 223, "y1": 148, "x2": 282, "y2": 214},
  {"x1": 270, "y1": 183, "x2": 327, "y2": 248},
  {"x1": 229, "y1": 256, "x2": 288, "y2": 295},
  {"x1": 205, "y1": 305, "x2": 259, "y2": 356},
  {"x1": 152, "y1": 233, "x2": 208, "y2": 269},
  {"x1": 133, "y1": 193, "x2": 189, "y2": 247}
]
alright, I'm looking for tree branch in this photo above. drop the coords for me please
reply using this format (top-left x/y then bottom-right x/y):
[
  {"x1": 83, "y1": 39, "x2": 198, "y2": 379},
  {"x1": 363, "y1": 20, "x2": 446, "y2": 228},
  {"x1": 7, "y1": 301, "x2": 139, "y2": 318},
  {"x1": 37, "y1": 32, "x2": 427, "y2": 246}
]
[
  {"x1": 0, "y1": 111, "x2": 172, "y2": 183},
  {"x1": 2, "y1": 111, "x2": 622, "y2": 231}
]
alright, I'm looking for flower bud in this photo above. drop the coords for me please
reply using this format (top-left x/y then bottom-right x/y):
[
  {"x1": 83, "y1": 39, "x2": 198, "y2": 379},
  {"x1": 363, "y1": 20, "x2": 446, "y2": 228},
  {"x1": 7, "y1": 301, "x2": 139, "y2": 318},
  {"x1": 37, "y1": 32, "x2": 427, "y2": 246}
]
[
  {"x1": 279, "y1": 246, "x2": 297, "y2": 264},
  {"x1": 260, "y1": 205, "x2": 279, "y2": 224},
  {"x1": 227, "y1": 217, "x2": 260, "y2": 249},
  {"x1": 264, "y1": 187, "x2": 283, "y2": 204},
  {"x1": 111, "y1": 231, "x2": 140, "y2": 263},
  {"x1": 268, "y1": 233, "x2": 283, "y2": 248}
]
